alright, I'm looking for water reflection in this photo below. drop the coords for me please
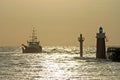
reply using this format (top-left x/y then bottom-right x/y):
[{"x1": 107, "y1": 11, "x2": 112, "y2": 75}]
[
  {"x1": 36, "y1": 53, "x2": 75, "y2": 80},
  {"x1": 0, "y1": 47, "x2": 120, "y2": 80}
]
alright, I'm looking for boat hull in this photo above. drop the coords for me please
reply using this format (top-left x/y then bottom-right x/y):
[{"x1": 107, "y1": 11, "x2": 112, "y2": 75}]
[{"x1": 22, "y1": 46, "x2": 42, "y2": 53}]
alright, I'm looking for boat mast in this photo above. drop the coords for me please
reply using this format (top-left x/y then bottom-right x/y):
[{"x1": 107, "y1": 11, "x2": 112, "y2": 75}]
[{"x1": 31, "y1": 27, "x2": 37, "y2": 42}]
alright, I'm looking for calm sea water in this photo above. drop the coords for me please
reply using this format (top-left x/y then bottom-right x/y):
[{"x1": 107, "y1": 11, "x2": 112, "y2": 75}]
[{"x1": 0, "y1": 46, "x2": 120, "y2": 80}]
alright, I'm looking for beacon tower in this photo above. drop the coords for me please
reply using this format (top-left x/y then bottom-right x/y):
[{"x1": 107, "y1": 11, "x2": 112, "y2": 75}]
[{"x1": 96, "y1": 27, "x2": 106, "y2": 59}]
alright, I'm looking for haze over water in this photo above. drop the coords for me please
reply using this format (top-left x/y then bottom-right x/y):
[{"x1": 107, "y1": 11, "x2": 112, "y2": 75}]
[{"x1": 0, "y1": 0, "x2": 120, "y2": 46}]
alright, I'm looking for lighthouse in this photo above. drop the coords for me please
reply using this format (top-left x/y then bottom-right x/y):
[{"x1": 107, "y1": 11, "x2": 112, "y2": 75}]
[{"x1": 96, "y1": 27, "x2": 106, "y2": 59}]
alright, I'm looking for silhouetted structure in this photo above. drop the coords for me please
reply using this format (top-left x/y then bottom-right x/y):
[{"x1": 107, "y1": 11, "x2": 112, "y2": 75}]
[
  {"x1": 22, "y1": 28, "x2": 42, "y2": 53},
  {"x1": 107, "y1": 47, "x2": 120, "y2": 62},
  {"x1": 96, "y1": 27, "x2": 106, "y2": 59},
  {"x1": 78, "y1": 34, "x2": 85, "y2": 57}
]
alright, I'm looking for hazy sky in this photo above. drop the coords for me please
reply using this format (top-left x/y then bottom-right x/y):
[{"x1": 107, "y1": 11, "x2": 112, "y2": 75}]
[{"x1": 0, "y1": 0, "x2": 120, "y2": 46}]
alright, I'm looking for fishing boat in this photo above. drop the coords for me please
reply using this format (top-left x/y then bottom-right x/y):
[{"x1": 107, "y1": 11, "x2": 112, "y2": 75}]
[
  {"x1": 107, "y1": 47, "x2": 120, "y2": 62},
  {"x1": 22, "y1": 28, "x2": 42, "y2": 53}
]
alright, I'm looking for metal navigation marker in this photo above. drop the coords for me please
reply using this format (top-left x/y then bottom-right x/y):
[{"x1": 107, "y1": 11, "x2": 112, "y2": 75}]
[{"x1": 78, "y1": 34, "x2": 85, "y2": 57}]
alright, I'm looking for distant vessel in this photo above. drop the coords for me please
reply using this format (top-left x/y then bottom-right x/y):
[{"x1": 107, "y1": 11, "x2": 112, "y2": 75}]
[
  {"x1": 107, "y1": 47, "x2": 120, "y2": 62},
  {"x1": 22, "y1": 28, "x2": 42, "y2": 53}
]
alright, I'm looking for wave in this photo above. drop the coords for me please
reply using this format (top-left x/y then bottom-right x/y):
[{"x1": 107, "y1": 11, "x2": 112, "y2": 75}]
[{"x1": 0, "y1": 46, "x2": 96, "y2": 55}]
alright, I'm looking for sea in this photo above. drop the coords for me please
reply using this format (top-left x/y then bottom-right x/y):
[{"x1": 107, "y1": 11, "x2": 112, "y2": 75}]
[{"x1": 0, "y1": 46, "x2": 120, "y2": 80}]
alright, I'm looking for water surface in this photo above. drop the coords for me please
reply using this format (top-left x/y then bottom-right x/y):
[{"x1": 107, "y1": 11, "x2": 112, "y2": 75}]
[{"x1": 0, "y1": 47, "x2": 120, "y2": 80}]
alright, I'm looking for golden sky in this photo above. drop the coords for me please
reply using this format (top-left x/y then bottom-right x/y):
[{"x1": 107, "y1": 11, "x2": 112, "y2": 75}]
[{"x1": 0, "y1": 0, "x2": 120, "y2": 46}]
